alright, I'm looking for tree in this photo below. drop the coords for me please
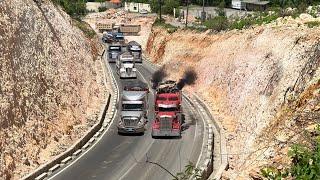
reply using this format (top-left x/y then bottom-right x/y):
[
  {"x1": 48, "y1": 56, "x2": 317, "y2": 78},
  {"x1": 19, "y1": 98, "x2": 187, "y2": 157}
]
[{"x1": 150, "y1": 0, "x2": 180, "y2": 15}]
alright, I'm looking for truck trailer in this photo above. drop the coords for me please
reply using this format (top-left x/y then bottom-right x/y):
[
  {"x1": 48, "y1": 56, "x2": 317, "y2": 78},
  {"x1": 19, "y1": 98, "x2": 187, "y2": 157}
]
[
  {"x1": 116, "y1": 52, "x2": 137, "y2": 79},
  {"x1": 151, "y1": 80, "x2": 182, "y2": 138},
  {"x1": 117, "y1": 80, "x2": 149, "y2": 134},
  {"x1": 128, "y1": 41, "x2": 142, "y2": 63},
  {"x1": 96, "y1": 22, "x2": 114, "y2": 33},
  {"x1": 119, "y1": 24, "x2": 141, "y2": 36}
]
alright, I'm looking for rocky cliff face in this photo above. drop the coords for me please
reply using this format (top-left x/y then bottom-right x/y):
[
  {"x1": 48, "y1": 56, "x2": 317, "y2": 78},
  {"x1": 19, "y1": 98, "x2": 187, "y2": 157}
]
[
  {"x1": 0, "y1": 0, "x2": 107, "y2": 179},
  {"x1": 146, "y1": 15, "x2": 320, "y2": 178}
]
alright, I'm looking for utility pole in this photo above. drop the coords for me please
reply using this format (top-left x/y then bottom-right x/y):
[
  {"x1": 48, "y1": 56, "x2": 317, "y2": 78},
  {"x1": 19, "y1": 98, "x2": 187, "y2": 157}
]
[
  {"x1": 201, "y1": 0, "x2": 205, "y2": 22},
  {"x1": 159, "y1": 0, "x2": 162, "y2": 21},
  {"x1": 185, "y1": 0, "x2": 189, "y2": 27}
]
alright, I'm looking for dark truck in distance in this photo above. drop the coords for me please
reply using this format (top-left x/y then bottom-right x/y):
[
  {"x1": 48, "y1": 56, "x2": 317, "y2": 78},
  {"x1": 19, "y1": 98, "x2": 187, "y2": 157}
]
[
  {"x1": 107, "y1": 43, "x2": 122, "y2": 63},
  {"x1": 114, "y1": 32, "x2": 125, "y2": 45},
  {"x1": 127, "y1": 41, "x2": 142, "y2": 63},
  {"x1": 117, "y1": 80, "x2": 149, "y2": 134},
  {"x1": 102, "y1": 32, "x2": 114, "y2": 43},
  {"x1": 152, "y1": 80, "x2": 182, "y2": 138}
]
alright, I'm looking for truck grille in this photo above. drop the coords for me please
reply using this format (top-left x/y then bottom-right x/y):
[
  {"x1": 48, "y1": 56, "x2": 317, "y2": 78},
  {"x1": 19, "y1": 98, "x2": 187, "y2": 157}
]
[
  {"x1": 126, "y1": 68, "x2": 132, "y2": 74},
  {"x1": 124, "y1": 118, "x2": 138, "y2": 127},
  {"x1": 132, "y1": 52, "x2": 140, "y2": 59},
  {"x1": 160, "y1": 117, "x2": 172, "y2": 131},
  {"x1": 111, "y1": 53, "x2": 117, "y2": 59}
]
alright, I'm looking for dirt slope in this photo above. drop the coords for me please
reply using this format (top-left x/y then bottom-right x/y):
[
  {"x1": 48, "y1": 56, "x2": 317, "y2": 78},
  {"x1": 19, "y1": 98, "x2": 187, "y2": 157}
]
[
  {"x1": 0, "y1": 0, "x2": 107, "y2": 179},
  {"x1": 146, "y1": 15, "x2": 320, "y2": 178}
]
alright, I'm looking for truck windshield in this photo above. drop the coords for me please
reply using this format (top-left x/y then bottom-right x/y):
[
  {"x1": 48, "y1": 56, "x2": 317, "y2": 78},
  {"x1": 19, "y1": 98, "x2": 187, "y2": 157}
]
[
  {"x1": 109, "y1": 47, "x2": 120, "y2": 51},
  {"x1": 130, "y1": 49, "x2": 141, "y2": 52},
  {"x1": 157, "y1": 97, "x2": 167, "y2": 101},
  {"x1": 122, "y1": 61, "x2": 133, "y2": 64},
  {"x1": 169, "y1": 97, "x2": 178, "y2": 101},
  {"x1": 116, "y1": 36, "x2": 124, "y2": 40},
  {"x1": 123, "y1": 104, "x2": 143, "y2": 110},
  {"x1": 158, "y1": 107, "x2": 177, "y2": 111}
]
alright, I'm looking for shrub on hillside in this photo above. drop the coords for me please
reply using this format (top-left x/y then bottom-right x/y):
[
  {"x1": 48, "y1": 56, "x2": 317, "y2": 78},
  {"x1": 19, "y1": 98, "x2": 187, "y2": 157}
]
[
  {"x1": 203, "y1": 16, "x2": 228, "y2": 31},
  {"x1": 261, "y1": 125, "x2": 320, "y2": 179},
  {"x1": 51, "y1": 0, "x2": 87, "y2": 17}
]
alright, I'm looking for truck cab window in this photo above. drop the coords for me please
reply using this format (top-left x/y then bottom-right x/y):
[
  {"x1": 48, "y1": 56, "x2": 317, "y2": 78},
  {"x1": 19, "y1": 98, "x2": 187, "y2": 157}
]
[{"x1": 123, "y1": 104, "x2": 143, "y2": 111}]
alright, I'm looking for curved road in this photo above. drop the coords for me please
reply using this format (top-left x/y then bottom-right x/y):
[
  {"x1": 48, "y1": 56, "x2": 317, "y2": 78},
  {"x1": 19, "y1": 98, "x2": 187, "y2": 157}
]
[{"x1": 48, "y1": 56, "x2": 204, "y2": 180}]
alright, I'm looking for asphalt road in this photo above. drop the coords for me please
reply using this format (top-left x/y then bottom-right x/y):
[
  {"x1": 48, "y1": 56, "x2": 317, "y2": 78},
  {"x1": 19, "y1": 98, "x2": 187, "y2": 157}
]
[{"x1": 49, "y1": 55, "x2": 204, "y2": 180}]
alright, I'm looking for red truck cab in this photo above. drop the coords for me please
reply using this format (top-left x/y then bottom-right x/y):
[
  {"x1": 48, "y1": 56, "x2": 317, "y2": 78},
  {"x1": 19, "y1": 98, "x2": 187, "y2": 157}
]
[
  {"x1": 152, "y1": 111, "x2": 181, "y2": 138},
  {"x1": 155, "y1": 93, "x2": 181, "y2": 112},
  {"x1": 151, "y1": 80, "x2": 182, "y2": 138}
]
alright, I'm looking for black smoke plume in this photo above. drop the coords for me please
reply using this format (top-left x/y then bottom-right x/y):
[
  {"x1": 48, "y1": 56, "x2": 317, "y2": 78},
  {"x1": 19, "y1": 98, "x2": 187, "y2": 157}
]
[
  {"x1": 151, "y1": 66, "x2": 167, "y2": 89},
  {"x1": 177, "y1": 68, "x2": 197, "y2": 90}
]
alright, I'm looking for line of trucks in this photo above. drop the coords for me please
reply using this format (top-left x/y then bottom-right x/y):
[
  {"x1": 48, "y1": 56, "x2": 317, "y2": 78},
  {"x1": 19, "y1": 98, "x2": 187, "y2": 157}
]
[
  {"x1": 106, "y1": 40, "x2": 142, "y2": 79},
  {"x1": 104, "y1": 35, "x2": 184, "y2": 138},
  {"x1": 117, "y1": 80, "x2": 183, "y2": 138}
]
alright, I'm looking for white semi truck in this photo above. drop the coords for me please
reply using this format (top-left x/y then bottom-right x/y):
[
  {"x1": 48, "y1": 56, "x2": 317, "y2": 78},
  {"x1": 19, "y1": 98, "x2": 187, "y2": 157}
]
[
  {"x1": 117, "y1": 80, "x2": 149, "y2": 134},
  {"x1": 116, "y1": 52, "x2": 137, "y2": 79}
]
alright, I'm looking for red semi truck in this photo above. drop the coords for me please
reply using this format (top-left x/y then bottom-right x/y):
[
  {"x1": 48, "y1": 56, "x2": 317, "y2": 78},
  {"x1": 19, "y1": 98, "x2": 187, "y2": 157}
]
[{"x1": 151, "y1": 80, "x2": 182, "y2": 138}]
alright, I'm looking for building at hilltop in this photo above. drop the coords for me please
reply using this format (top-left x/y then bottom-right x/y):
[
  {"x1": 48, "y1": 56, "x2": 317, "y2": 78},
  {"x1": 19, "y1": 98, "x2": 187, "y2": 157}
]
[{"x1": 232, "y1": 0, "x2": 269, "y2": 11}]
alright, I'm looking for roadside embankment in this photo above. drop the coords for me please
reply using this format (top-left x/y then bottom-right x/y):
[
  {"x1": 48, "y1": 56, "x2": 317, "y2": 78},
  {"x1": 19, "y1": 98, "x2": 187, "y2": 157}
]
[
  {"x1": 0, "y1": 0, "x2": 108, "y2": 179},
  {"x1": 145, "y1": 14, "x2": 320, "y2": 178}
]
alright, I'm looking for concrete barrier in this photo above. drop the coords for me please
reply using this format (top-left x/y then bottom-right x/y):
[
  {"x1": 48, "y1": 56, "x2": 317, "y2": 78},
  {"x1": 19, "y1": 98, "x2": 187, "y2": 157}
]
[{"x1": 193, "y1": 94, "x2": 228, "y2": 180}]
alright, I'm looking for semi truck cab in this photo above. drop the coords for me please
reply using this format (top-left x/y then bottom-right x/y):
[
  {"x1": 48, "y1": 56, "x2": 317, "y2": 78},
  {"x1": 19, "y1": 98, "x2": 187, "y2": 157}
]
[
  {"x1": 116, "y1": 52, "x2": 137, "y2": 79},
  {"x1": 107, "y1": 43, "x2": 121, "y2": 63},
  {"x1": 117, "y1": 80, "x2": 149, "y2": 134},
  {"x1": 128, "y1": 41, "x2": 142, "y2": 63},
  {"x1": 152, "y1": 80, "x2": 182, "y2": 138},
  {"x1": 152, "y1": 111, "x2": 181, "y2": 138}
]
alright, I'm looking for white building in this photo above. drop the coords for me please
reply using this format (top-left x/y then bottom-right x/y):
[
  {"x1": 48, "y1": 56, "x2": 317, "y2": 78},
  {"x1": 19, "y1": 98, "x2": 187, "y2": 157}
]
[
  {"x1": 124, "y1": 2, "x2": 151, "y2": 13},
  {"x1": 232, "y1": 0, "x2": 246, "y2": 10}
]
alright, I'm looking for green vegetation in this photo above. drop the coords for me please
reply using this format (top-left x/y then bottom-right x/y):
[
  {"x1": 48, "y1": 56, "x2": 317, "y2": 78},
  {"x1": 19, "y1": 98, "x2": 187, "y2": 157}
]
[
  {"x1": 72, "y1": 19, "x2": 96, "y2": 39},
  {"x1": 87, "y1": 0, "x2": 106, "y2": 2},
  {"x1": 261, "y1": 125, "x2": 320, "y2": 179},
  {"x1": 51, "y1": 0, "x2": 87, "y2": 17},
  {"x1": 228, "y1": 12, "x2": 280, "y2": 30},
  {"x1": 51, "y1": 0, "x2": 96, "y2": 38},
  {"x1": 153, "y1": 18, "x2": 178, "y2": 33},
  {"x1": 174, "y1": 162, "x2": 202, "y2": 180},
  {"x1": 202, "y1": 7, "x2": 307, "y2": 32},
  {"x1": 305, "y1": 21, "x2": 320, "y2": 27},
  {"x1": 98, "y1": 6, "x2": 108, "y2": 12},
  {"x1": 203, "y1": 16, "x2": 228, "y2": 31},
  {"x1": 150, "y1": 0, "x2": 180, "y2": 15}
]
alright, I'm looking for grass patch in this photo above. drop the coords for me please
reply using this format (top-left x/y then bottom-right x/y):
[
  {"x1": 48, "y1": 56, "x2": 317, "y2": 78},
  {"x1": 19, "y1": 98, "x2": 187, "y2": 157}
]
[
  {"x1": 305, "y1": 21, "x2": 320, "y2": 28},
  {"x1": 98, "y1": 6, "x2": 107, "y2": 12},
  {"x1": 72, "y1": 19, "x2": 96, "y2": 39},
  {"x1": 153, "y1": 18, "x2": 178, "y2": 33},
  {"x1": 203, "y1": 16, "x2": 229, "y2": 31},
  {"x1": 228, "y1": 12, "x2": 279, "y2": 30}
]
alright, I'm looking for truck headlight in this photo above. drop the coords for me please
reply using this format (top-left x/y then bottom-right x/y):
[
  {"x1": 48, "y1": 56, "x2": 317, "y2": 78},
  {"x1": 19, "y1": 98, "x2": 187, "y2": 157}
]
[
  {"x1": 138, "y1": 118, "x2": 144, "y2": 126},
  {"x1": 118, "y1": 120, "x2": 124, "y2": 127}
]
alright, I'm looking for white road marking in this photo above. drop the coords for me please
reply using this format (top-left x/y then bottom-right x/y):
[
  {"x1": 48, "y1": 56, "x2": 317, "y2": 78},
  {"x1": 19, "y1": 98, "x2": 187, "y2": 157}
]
[
  {"x1": 195, "y1": 103, "x2": 206, "y2": 168},
  {"x1": 118, "y1": 68, "x2": 156, "y2": 180},
  {"x1": 48, "y1": 61, "x2": 120, "y2": 180}
]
